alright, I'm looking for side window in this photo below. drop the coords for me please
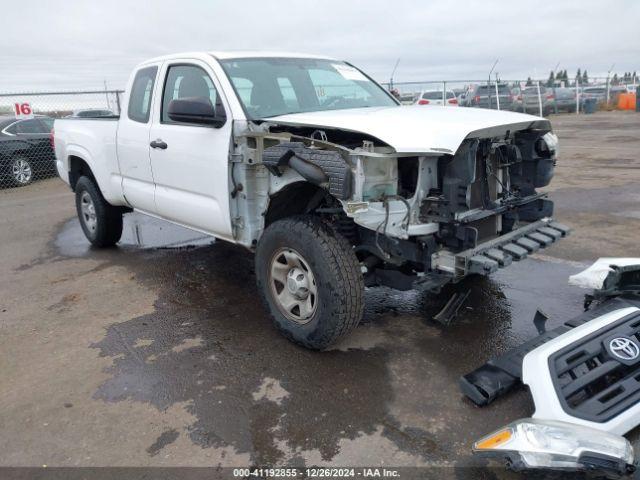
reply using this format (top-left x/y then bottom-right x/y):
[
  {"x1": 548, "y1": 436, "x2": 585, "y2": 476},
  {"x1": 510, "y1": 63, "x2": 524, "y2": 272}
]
[
  {"x1": 128, "y1": 66, "x2": 157, "y2": 123},
  {"x1": 15, "y1": 119, "x2": 47, "y2": 134},
  {"x1": 161, "y1": 65, "x2": 221, "y2": 124}
]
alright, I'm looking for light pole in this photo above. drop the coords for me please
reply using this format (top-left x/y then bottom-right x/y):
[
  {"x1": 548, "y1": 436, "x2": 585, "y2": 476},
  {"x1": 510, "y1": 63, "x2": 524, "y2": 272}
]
[
  {"x1": 606, "y1": 63, "x2": 615, "y2": 105},
  {"x1": 488, "y1": 59, "x2": 499, "y2": 109},
  {"x1": 389, "y1": 58, "x2": 400, "y2": 91}
]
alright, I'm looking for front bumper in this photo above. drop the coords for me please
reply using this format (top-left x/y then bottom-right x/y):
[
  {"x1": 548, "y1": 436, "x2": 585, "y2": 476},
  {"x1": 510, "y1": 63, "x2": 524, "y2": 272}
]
[
  {"x1": 432, "y1": 218, "x2": 570, "y2": 279},
  {"x1": 464, "y1": 261, "x2": 640, "y2": 476},
  {"x1": 461, "y1": 293, "x2": 640, "y2": 435},
  {"x1": 523, "y1": 304, "x2": 640, "y2": 435}
]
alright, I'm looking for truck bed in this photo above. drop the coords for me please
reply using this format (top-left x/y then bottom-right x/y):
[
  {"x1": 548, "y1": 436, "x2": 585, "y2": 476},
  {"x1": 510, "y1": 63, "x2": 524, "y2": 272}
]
[{"x1": 54, "y1": 117, "x2": 121, "y2": 204}]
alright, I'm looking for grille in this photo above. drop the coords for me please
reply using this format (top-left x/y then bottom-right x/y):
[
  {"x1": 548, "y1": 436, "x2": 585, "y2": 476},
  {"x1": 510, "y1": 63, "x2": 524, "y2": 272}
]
[{"x1": 549, "y1": 311, "x2": 640, "y2": 422}]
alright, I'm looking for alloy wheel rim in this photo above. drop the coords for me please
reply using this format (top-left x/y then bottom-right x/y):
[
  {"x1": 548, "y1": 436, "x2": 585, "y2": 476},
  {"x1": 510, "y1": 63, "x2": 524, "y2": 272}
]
[
  {"x1": 12, "y1": 158, "x2": 32, "y2": 184},
  {"x1": 269, "y1": 247, "x2": 318, "y2": 324},
  {"x1": 80, "y1": 191, "x2": 98, "y2": 233}
]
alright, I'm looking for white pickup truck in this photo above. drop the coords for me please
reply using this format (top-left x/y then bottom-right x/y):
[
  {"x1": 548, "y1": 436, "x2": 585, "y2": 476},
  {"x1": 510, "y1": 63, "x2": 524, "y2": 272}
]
[{"x1": 54, "y1": 51, "x2": 568, "y2": 349}]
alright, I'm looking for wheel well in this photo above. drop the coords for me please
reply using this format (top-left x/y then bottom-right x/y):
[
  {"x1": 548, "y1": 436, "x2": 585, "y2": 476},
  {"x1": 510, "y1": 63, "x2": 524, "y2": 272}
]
[
  {"x1": 68, "y1": 156, "x2": 95, "y2": 191},
  {"x1": 264, "y1": 182, "x2": 332, "y2": 227}
]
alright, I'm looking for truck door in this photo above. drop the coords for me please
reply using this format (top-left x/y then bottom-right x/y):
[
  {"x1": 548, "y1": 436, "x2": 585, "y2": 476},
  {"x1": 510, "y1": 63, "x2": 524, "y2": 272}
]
[
  {"x1": 117, "y1": 64, "x2": 160, "y2": 213},
  {"x1": 148, "y1": 61, "x2": 233, "y2": 239}
]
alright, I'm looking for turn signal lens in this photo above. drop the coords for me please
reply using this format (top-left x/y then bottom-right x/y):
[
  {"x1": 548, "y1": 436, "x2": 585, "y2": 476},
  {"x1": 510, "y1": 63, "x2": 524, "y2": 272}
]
[{"x1": 474, "y1": 428, "x2": 512, "y2": 450}]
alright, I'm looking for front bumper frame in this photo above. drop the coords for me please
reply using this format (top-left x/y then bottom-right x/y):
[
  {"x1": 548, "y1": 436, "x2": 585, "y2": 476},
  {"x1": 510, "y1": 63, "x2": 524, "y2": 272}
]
[{"x1": 432, "y1": 218, "x2": 571, "y2": 278}]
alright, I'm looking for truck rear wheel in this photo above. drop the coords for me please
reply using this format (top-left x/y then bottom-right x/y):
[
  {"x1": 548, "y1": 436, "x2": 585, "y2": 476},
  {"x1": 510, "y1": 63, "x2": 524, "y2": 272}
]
[
  {"x1": 75, "y1": 176, "x2": 123, "y2": 247},
  {"x1": 255, "y1": 215, "x2": 364, "y2": 350}
]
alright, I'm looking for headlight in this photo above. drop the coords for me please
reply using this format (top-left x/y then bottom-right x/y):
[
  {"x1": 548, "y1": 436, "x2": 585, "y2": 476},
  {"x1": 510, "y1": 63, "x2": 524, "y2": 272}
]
[
  {"x1": 473, "y1": 418, "x2": 635, "y2": 477},
  {"x1": 542, "y1": 132, "x2": 559, "y2": 156}
]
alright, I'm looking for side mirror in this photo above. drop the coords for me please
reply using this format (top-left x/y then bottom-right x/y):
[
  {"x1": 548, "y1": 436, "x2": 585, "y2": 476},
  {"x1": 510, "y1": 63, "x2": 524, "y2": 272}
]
[{"x1": 167, "y1": 97, "x2": 226, "y2": 127}]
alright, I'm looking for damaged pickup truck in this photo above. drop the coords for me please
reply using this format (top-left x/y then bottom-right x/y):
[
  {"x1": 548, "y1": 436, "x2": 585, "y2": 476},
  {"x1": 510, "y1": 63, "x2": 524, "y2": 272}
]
[{"x1": 53, "y1": 52, "x2": 569, "y2": 349}]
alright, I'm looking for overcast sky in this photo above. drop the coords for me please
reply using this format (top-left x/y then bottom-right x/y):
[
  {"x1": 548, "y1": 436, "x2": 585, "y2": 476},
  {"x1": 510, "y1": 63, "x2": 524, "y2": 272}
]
[{"x1": 1, "y1": 0, "x2": 639, "y2": 92}]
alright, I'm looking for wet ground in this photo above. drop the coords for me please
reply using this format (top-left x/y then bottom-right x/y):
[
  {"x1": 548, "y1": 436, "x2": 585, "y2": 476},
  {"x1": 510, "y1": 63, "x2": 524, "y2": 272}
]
[{"x1": 1, "y1": 111, "x2": 639, "y2": 478}]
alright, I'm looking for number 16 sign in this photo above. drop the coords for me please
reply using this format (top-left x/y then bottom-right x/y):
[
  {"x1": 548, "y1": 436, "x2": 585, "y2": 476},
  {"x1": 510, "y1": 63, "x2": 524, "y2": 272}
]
[{"x1": 14, "y1": 103, "x2": 34, "y2": 119}]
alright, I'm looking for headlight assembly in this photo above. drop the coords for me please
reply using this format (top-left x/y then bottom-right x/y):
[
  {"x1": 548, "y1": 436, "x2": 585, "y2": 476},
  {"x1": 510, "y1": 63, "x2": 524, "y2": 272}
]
[
  {"x1": 473, "y1": 418, "x2": 635, "y2": 477},
  {"x1": 542, "y1": 131, "x2": 559, "y2": 155}
]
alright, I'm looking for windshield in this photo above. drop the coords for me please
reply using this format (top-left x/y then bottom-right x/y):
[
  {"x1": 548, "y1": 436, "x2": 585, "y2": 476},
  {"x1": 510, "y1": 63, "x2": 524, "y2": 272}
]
[{"x1": 219, "y1": 57, "x2": 398, "y2": 119}]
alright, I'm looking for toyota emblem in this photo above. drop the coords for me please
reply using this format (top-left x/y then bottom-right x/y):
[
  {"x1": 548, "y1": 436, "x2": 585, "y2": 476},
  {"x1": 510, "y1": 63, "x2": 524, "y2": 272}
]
[{"x1": 609, "y1": 337, "x2": 640, "y2": 361}]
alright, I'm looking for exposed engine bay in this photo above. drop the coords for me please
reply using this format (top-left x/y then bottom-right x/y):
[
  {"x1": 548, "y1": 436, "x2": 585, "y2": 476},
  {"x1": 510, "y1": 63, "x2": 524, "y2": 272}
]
[{"x1": 229, "y1": 119, "x2": 566, "y2": 291}]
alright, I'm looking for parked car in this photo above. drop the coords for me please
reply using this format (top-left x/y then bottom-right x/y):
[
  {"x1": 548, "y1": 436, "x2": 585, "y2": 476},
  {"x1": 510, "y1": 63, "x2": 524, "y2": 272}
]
[
  {"x1": 66, "y1": 109, "x2": 116, "y2": 118},
  {"x1": 54, "y1": 51, "x2": 566, "y2": 349},
  {"x1": 581, "y1": 86, "x2": 607, "y2": 103},
  {"x1": 510, "y1": 87, "x2": 522, "y2": 111},
  {"x1": 511, "y1": 86, "x2": 555, "y2": 115},
  {"x1": 399, "y1": 92, "x2": 418, "y2": 105},
  {"x1": 462, "y1": 84, "x2": 514, "y2": 110},
  {"x1": 456, "y1": 87, "x2": 469, "y2": 105},
  {"x1": 452, "y1": 88, "x2": 465, "y2": 100},
  {"x1": 0, "y1": 115, "x2": 56, "y2": 187},
  {"x1": 552, "y1": 87, "x2": 577, "y2": 112},
  {"x1": 415, "y1": 90, "x2": 459, "y2": 106}
]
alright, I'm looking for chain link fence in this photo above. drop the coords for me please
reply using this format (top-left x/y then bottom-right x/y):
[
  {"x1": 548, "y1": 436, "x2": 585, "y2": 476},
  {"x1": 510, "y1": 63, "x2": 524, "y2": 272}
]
[
  {"x1": 0, "y1": 90, "x2": 122, "y2": 189},
  {"x1": 383, "y1": 76, "x2": 638, "y2": 116},
  {"x1": 0, "y1": 78, "x2": 637, "y2": 191}
]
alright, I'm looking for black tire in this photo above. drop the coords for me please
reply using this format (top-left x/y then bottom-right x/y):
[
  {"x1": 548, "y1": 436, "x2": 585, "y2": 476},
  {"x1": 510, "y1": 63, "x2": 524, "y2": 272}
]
[
  {"x1": 255, "y1": 215, "x2": 364, "y2": 350},
  {"x1": 10, "y1": 156, "x2": 33, "y2": 187},
  {"x1": 75, "y1": 176, "x2": 123, "y2": 247}
]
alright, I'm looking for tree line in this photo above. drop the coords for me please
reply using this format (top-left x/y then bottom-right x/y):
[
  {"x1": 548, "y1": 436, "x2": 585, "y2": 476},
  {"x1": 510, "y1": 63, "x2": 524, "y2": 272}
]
[{"x1": 528, "y1": 69, "x2": 638, "y2": 87}]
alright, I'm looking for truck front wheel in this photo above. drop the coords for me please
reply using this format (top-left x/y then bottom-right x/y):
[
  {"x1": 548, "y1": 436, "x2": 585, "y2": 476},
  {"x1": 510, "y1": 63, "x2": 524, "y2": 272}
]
[
  {"x1": 75, "y1": 176, "x2": 123, "y2": 247},
  {"x1": 255, "y1": 215, "x2": 364, "y2": 350}
]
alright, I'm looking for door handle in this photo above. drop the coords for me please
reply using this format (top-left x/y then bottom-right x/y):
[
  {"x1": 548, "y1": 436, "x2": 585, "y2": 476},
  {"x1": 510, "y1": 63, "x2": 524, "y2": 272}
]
[{"x1": 150, "y1": 139, "x2": 168, "y2": 150}]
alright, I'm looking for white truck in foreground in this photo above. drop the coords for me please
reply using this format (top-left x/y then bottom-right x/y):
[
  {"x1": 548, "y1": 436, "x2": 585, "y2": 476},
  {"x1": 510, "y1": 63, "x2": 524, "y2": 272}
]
[{"x1": 54, "y1": 51, "x2": 568, "y2": 349}]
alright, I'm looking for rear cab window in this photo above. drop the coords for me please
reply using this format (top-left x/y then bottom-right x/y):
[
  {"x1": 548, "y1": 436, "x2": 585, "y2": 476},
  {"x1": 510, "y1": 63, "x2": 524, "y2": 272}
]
[{"x1": 128, "y1": 66, "x2": 158, "y2": 123}]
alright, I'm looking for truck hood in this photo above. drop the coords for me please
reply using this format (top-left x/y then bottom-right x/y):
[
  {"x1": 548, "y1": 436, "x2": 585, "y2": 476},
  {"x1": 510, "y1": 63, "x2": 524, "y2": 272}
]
[{"x1": 266, "y1": 105, "x2": 551, "y2": 155}]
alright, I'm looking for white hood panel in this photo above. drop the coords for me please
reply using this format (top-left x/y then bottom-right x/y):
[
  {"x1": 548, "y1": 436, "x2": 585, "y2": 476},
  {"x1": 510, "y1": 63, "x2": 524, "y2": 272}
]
[{"x1": 267, "y1": 105, "x2": 550, "y2": 154}]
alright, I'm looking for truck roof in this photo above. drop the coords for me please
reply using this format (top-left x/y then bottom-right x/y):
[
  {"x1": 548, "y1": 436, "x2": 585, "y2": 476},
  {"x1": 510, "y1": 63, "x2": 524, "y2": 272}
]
[
  {"x1": 141, "y1": 51, "x2": 336, "y2": 65},
  {"x1": 211, "y1": 51, "x2": 336, "y2": 60}
]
